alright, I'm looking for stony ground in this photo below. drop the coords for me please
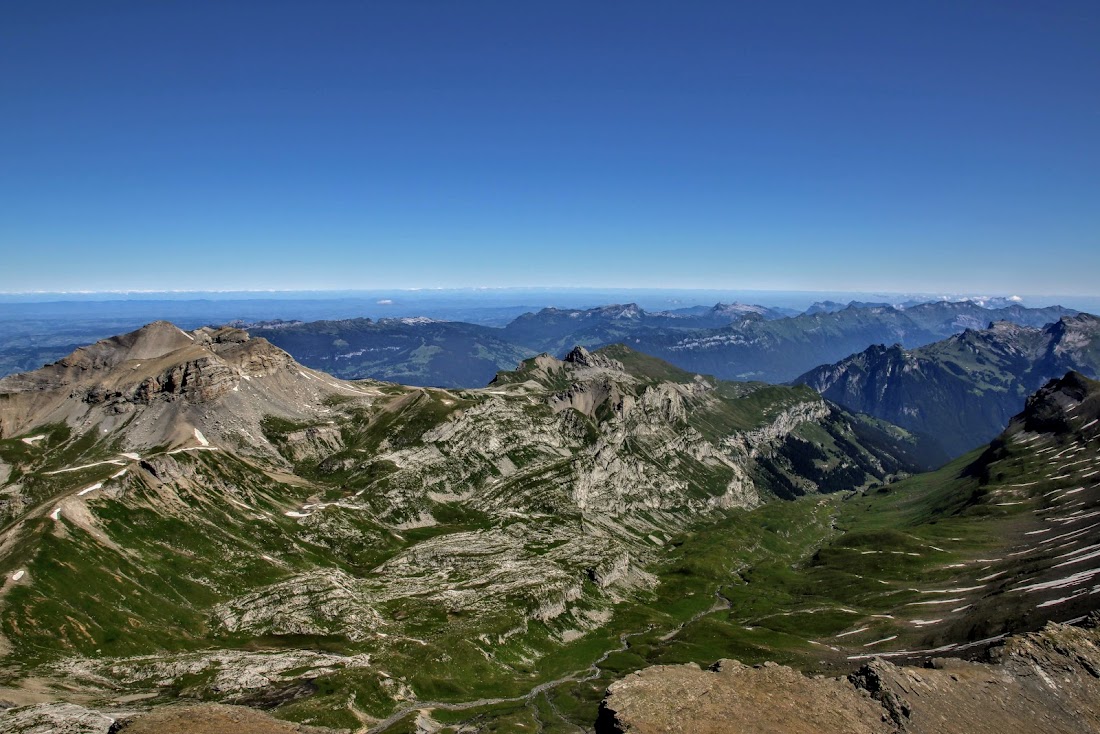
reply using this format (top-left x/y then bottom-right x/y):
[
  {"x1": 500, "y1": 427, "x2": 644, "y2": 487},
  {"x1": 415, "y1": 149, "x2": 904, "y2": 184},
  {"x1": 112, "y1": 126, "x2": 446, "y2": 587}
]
[{"x1": 600, "y1": 618, "x2": 1100, "y2": 733}]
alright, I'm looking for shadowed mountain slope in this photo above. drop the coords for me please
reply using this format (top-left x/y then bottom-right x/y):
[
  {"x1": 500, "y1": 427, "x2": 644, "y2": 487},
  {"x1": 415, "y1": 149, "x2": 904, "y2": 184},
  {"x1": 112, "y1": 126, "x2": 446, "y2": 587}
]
[
  {"x1": 502, "y1": 301, "x2": 1078, "y2": 385},
  {"x1": 795, "y1": 314, "x2": 1100, "y2": 456}
]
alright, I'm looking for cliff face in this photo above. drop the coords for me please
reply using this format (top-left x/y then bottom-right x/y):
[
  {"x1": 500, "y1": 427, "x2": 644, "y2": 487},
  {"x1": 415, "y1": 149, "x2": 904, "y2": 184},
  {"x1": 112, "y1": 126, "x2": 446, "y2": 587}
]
[
  {"x1": 598, "y1": 618, "x2": 1100, "y2": 734},
  {"x1": 0, "y1": 321, "x2": 338, "y2": 453}
]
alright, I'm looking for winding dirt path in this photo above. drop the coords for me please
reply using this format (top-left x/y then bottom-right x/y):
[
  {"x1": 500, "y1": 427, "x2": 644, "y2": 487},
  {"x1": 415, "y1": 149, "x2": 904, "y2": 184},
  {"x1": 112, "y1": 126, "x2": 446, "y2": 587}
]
[{"x1": 366, "y1": 586, "x2": 732, "y2": 733}]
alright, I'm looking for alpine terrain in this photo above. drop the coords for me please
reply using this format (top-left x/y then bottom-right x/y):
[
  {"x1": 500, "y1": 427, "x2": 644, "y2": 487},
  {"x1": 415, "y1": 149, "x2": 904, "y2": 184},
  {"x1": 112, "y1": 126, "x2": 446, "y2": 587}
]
[{"x1": 0, "y1": 322, "x2": 926, "y2": 731}]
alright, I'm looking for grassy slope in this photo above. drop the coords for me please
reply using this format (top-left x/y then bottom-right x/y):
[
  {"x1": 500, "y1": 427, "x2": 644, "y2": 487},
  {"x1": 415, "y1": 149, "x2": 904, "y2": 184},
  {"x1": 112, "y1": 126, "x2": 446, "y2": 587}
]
[{"x1": 377, "y1": 415, "x2": 1100, "y2": 731}]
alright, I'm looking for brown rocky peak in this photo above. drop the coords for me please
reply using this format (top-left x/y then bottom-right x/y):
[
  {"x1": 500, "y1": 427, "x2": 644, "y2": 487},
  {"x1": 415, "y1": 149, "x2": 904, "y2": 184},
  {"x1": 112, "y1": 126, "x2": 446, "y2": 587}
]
[{"x1": 57, "y1": 320, "x2": 202, "y2": 372}]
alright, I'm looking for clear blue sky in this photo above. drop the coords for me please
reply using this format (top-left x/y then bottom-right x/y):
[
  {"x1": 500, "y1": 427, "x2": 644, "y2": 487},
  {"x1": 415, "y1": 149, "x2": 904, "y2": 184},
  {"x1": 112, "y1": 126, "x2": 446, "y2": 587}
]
[{"x1": 1, "y1": 1, "x2": 1097, "y2": 294}]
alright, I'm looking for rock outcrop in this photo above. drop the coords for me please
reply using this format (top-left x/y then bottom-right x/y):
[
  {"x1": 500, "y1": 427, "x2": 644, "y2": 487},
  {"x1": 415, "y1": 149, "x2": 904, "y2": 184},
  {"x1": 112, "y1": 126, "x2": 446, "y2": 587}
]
[{"x1": 599, "y1": 618, "x2": 1100, "y2": 734}]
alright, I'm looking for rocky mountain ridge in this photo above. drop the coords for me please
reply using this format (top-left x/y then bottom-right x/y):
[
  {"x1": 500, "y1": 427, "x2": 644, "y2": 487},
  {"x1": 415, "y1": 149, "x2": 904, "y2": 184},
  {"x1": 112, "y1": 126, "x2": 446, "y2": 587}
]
[
  {"x1": 229, "y1": 300, "x2": 1084, "y2": 389},
  {"x1": 795, "y1": 313, "x2": 1100, "y2": 456}
]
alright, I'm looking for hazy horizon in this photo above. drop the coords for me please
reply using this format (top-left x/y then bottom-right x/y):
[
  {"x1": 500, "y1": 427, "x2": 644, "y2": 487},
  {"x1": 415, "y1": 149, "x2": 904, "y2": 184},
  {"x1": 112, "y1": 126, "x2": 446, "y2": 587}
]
[{"x1": 3, "y1": 286, "x2": 1099, "y2": 321}]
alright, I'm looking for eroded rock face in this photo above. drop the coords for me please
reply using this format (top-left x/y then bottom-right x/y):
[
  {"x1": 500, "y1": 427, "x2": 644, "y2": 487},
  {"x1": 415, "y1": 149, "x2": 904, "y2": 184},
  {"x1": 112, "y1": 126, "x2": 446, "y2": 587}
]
[
  {"x1": 565, "y1": 345, "x2": 626, "y2": 371},
  {"x1": 0, "y1": 702, "x2": 118, "y2": 734},
  {"x1": 599, "y1": 620, "x2": 1100, "y2": 734},
  {"x1": 0, "y1": 702, "x2": 329, "y2": 734},
  {"x1": 281, "y1": 424, "x2": 344, "y2": 462},
  {"x1": 212, "y1": 570, "x2": 382, "y2": 641},
  {"x1": 0, "y1": 321, "x2": 370, "y2": 459}
]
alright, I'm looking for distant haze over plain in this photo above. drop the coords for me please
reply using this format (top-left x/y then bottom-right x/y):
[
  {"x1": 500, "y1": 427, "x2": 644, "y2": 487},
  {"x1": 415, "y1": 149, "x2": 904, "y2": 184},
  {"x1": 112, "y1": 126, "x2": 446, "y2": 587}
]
[{"x1": 1, "y1": 288, "x2": 1098, "y2": 327}]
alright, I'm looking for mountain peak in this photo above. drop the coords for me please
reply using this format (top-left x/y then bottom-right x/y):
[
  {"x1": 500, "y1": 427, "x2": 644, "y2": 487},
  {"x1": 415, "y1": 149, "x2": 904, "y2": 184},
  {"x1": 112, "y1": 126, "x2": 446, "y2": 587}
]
[
  {"x1": 62, "y1": 320, "x2": 204, "y2": 369},
  {"x1": 594, "y1": 303, "x2": 643, "y2": 319},
  {"x1": 0, "y1": 320, "x2": 360, "y2": 451},
  {"x1": 563, "y1": 345, "x2": 625, "y2": 371},
  {"x1": 1019, "y1": 371, "x2": 1097, "y2": 435}
]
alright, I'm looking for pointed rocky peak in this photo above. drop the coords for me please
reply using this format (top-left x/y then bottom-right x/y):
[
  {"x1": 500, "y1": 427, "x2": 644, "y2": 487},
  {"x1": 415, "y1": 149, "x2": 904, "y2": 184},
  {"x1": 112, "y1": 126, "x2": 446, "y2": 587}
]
[
  {"x1": 1020, "y1": 371, "x2": 1098, "y2": 435},
  {"x1": 867, "y1": 342, "x2": 906, "y2": 357},
  {"x1": 804, "y1": 300, "x2": 846, "y2": 315},
  {"x1": 563, "y1": 346, "x2": 625, "y2": 371},
  {"x1": 1051, "y1": 312, "x2": 1100, "y2": 333}
]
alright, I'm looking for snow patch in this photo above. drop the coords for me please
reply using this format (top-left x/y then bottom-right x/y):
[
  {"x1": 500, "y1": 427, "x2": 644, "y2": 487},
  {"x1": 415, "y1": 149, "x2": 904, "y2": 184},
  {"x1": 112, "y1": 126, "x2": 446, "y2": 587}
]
[
  {"x1": 77, "y1": 482, "x2": 104, "y2": 496},
  {"x1": 835, "y1": 626, "x2": 869, "y2": 638},
  {"x1": 44, "y1": 459, "x2": 125, "y2": 475}
]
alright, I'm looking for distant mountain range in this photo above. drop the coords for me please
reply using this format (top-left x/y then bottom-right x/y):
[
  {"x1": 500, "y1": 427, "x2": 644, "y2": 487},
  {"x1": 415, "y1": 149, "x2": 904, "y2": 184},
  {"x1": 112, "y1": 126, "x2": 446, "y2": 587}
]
[
  {"x1": 0, "y1": 299, "x2": 1084, "y2": 395},
  {"x1": 247, "y1": 316, "x2": 536, "y2": 388},
  {"x1": 508, "y1": 300, "x2": 1080, "y2": 383},
  {"x1": 243, "y1": 299, "x2": 1081, "y2": 389},
  {"x1": 794, "y1": 314, "x2": 1100, "y2": 456}
]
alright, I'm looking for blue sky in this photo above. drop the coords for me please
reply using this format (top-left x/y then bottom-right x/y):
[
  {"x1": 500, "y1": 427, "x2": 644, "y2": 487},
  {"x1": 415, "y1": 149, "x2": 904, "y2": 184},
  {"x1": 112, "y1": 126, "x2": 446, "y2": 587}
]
[{"x1": 1, "y1": 1, "x2": 1097, "y2": 294}]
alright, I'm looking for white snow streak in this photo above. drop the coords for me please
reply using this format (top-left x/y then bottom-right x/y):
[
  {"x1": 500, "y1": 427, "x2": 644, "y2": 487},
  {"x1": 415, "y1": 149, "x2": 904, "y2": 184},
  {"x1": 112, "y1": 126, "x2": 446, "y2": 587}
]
[{"x1": 77, "y1": 482, "x2": 103, "y2": 496}]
